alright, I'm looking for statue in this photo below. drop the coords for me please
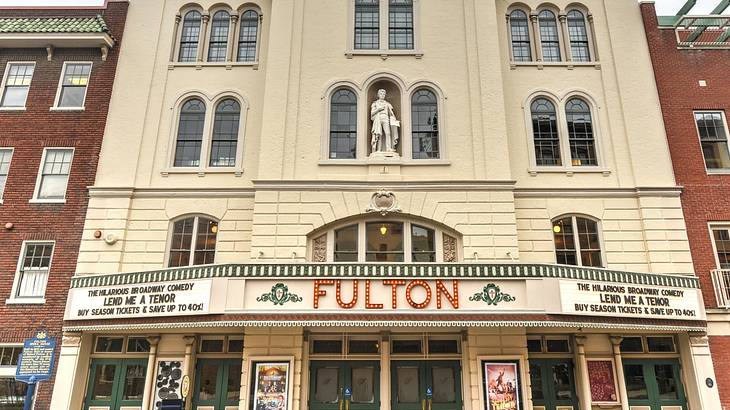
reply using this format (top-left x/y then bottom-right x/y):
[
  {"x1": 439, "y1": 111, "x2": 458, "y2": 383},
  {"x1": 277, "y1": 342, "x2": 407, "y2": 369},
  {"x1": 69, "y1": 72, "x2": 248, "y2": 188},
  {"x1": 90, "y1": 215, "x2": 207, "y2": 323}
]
[{"x1": 370, "y1": 89, "x2": 400, "y2": 156}]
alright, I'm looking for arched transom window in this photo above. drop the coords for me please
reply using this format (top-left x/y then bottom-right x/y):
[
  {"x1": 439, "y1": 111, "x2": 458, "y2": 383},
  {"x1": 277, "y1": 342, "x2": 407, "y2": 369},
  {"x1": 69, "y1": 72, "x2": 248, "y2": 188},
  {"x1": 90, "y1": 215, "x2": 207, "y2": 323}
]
[
  {"x1": 168, "y1": 215, "x2": 218, "y2": 267},
  {"x1": 552, "y1": 215, "x2": 603, "y2": 267}
]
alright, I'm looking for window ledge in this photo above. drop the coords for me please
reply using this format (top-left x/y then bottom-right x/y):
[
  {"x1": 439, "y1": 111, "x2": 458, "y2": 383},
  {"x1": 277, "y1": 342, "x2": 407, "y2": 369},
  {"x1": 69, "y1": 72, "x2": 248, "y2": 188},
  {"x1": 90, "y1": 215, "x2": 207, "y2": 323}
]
[
  {"x1": 28, "y1": 198, "x2": 66, "y2": 204},
  {"x1": 161, "y1": 168, "x2": 244, "y2": 177},
  {"x1": 706, "y1": 169, "x2": 730, "y2": 175},
  {"x1": 528, "y1": 167, "x2": 611, "y2": 177},
  {"x1": 50, "y1": 106, "x2": 85, "y2": 112},
  {"x1": 345, "y1": 49, "x2": 423, "y2": 59},
  {"x1": 0, "y1": 107, "x2": 26, "y2": 111},
  {"x1": 510, "y1": 61, "x2": 601, "y2": 70},
  {"x1": 5, "y1": 298, "x2": 46, "y2": 305},
  {"x1": 168, "y1": 62, "x2": 259, "y2": 70},
  {"x1": 319, "y1": 159, "x2": 450, "y2": 166}
]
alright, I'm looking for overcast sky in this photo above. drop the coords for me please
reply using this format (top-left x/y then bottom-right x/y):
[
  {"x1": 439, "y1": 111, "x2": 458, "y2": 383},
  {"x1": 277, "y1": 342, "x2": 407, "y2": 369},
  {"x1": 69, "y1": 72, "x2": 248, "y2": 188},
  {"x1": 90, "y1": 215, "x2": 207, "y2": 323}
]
[{"x1": 0, "y1": 0, "x2": 727, "y2": 15}]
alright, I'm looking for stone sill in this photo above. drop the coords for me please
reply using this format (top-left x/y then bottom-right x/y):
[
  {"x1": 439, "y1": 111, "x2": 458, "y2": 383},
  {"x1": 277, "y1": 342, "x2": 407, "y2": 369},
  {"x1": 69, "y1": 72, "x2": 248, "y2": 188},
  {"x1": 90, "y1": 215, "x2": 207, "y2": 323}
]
[
  {"x1": 161, "y1": 168, "x2": 244, "y2": 177},
  {"x1": 168, "y1": 62, "x2": 259, "y2": 70},
  {"x1": 510, "y1": 61, "x2": 601, "y2": 70},
  {"x1": 345, "y1": 50, "x2": 423, "y2": 59},
  {"x1": 528, "y1": 167, "x2": 611, "y2": 177},
  {"x1": 5, "y1": 298, "x2": 45, "y2": 305},
  {"x1": 319, "y1": 159, "x2": 451, "y2": 166}
]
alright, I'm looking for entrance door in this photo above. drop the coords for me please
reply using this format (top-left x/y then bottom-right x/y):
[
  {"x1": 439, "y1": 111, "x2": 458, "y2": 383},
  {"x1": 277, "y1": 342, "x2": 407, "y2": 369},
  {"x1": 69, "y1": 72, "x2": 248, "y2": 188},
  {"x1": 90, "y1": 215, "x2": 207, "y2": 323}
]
[
  {"x1": 623, "y1": 360, "x2": 687, "y2": 410},
  {"x1": 84, "y1": 359, "x2": 147, "y2": 410},
  {"x1": 528, "y1": 359, "x2": 578, "y2": 410},
  {"x1": 391, "y1": 361, "x2": 462, "y2": 410},
  {"x1": 309, "y1": 361, "x2": 380, "y2": 410},
  {"x1": 192, "y1": 359, "x2": 242, "y2": 410}
]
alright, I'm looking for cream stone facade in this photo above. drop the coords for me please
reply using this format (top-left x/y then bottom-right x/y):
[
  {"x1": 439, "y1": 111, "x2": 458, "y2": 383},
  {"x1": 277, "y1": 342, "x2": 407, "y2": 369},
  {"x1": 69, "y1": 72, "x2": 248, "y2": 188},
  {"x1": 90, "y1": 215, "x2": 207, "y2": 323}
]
[{"x1": 50, "y1": 0, "x2": 721, "y2": 410}]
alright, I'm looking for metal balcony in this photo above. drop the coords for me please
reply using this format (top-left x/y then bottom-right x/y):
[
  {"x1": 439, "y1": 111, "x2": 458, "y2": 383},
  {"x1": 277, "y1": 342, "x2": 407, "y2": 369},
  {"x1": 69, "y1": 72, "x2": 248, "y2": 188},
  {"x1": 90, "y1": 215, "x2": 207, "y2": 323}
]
[{"x1": 711, "y1": 269, "x2": 730, "y2": 308}]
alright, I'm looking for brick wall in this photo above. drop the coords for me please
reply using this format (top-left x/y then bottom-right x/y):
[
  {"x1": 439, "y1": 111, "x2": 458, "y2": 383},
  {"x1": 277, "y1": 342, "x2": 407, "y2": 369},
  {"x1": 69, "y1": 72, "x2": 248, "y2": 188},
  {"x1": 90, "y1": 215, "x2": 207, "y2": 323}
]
[
  {"x1": 710, "y1": 336, "x2": 730, "y2": 409},
  {"x1": 0, "y1": 2, "x2": 127, "y2": 408}
]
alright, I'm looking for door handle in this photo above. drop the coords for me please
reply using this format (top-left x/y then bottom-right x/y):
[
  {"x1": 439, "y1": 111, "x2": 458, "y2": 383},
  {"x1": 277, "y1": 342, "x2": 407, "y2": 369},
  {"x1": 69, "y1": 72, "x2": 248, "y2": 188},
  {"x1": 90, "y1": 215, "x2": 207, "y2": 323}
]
[
  {"x1": 422, "y1": 399, "x2": 426, "y2": 410},
  {"x1": 427, "y1": 398, "x2": 432, "y2": 410}
]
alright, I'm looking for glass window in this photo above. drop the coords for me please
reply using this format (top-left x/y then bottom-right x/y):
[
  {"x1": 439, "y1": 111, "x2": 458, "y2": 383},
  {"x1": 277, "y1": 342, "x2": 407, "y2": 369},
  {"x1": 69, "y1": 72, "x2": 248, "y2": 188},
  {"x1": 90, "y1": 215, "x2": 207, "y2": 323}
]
[
  {"x1": 351, "y1": 366, "x2": 375, "y2": 403},
  {"x1": 334, "y1": 224, "x2": 359, "y2": 262},
  {"x1": 36, "y1": 148, "x2": 73, "y2": 200},
  {"x1": 95, "y1": 337, "x2": 124, "y2": 353},
  {"x1": 122, "y1": 364, "x2": 147, "y2": 400},
  {"x1": 646, "y1": 337, "x2": 675, "y2": 353},
  {"x1": 210, "y1": 99, "x2": 240, "y2": 167},
  {"x1": 529, "y1": 364, "x2": 544, "y2": 400},
  {"x1": 57, "y1": 63, "x2": 91, "y2": 108},
  {"x1": 411, "y1": 224, "x2": 435, "y2": 262},
  {"x1": 227, "y1": 363, "x2": 242, "y2": 401},
  {"x1": 179, "y1": 10, "x2": 202, "y2": 62},
  {"x1": 527, "y1": 338, "x2": 542, "y2": 353},
  {"x1": 431, "y1": 366, "x2": 456, "y2": 403},
  {"x1": 1, "y1": 63, "x2": 34, "y2": 107},
  {"x1": 624, "y1": 364, "x2": 649, "y2": 400},
  {"x1": 329, "y1": 88, "x2": 358, "y2": 159},
  {"x1": 174, "y1": 98, "x2": 206, "y2": 167},
  {"x1": 168, "y1": 216, "x2": 218, "y2": 267},
  {"x1": 208, "y1": 11, "x2": 230, "y2": 62},
  {"x1": 389, "y1": 0, "x2": 414, "y2": 50},
  {"x1": 553, "y1": 216, "x2": 602, "y2": 267},
  {"x1": 545, "y1": 338, "x2": 570, "y2": 353},
  {"x1": 0, "y1": 347, "x2": 22, "y2": 366},
  {"x1": 532, "y1": 98, "x2": 561, "y2": 166},
  {"x1": 427, "y1": 339, "x2": 459, "y2": 354},
  {"x1": 391, "y1": 339, "x2": 422, "y2": 354},
  {"x1": 228, "y1": 338, "x2": 243, "y2": 353},
  {"x1": 355, "y1": 0, "x2": 379, "y2": 50},
  {"x1": 0, "y1": 149, "x2": 12, "y2": 199},
  {"x1": 565, "y1": 98, "x2": 597, "y2": 166},
  {"x1": 314, "y1": 367, "x2": 339, "y2": 402},
  {"x1": 567, "y1": 10, "x2": 590, "y2": 62},
  {"x1": 16, "y1": 243, "x2": 54, "y2": 298},
  {"x1": 0, "y1": 378, "x2": 27, "y2": 408},
  {"x1": 411, "y1": 89, "x2": 439, "y2": 159},
  {"x1": 348, "y1": 339, "x2": 379, "y2": 354},
  {"x1": 312, "y1": 339, "x2": 343, "y2": 354},
  {"x1": 654, "y1": 364, "x2": 679, "y2": 399},
  {"x1": 366, "y1": 222, "x2": 404, "y2": 262},
  {"x1": 712, "y1": 227, "x2": 730, "y2": 269},
  {"x1": 200, "y1": 339, "x2": 224, "y2": 353},
  {"x1": 198, "y1": 363, "x2": 218, "y2": 400},
  {"x1": 552, "y1": 363, "x2": 573, "y2": 401},
  {"x1": 238, "y1": 10, "x2": 259, "y2": 62},
  {"x1": 90, "y1": 364, "x2": 117, "y2": 400},
  {"x1": 538, "y1": 10, "x2": 561, "y2": 62},
  {"x1": 127, "y1": 337, "x2": 151, "y2": 353},
  {"x1": 509, "y1": 11, "x2": 532, "y2": 62},
  {"x1": 696, "y1": 111, "x2": 730, "y2": 169},
  {"x1": 395, "y1": 366, "x2": 420, "y2": 402},
  {"x1": 620, "y1": 337, "x2": 644, "y2": 353}
]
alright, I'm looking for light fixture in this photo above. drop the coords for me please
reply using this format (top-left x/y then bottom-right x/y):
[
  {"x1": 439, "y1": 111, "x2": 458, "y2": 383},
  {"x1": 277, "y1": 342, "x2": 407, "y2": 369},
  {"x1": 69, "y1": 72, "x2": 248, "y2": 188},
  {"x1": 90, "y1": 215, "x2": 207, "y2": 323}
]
[
  {"x1": 553, "y1": 224, "x2": 561, "y2": 233},
  {"x1": 211, "y1": 224, "x2": 218, "y2": 234},
  {"x1": 380, "y1": 225, "x2": 388, "y2": 235}
]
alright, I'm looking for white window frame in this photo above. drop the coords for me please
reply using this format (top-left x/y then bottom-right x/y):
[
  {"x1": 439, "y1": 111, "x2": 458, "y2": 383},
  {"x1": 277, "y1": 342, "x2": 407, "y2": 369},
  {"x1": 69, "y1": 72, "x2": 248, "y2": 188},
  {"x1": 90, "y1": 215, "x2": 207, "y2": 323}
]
[
  {"x1": 0, "y1": 62, "x2": 36, "y2": 110},
  {"x1": 0, "y1": 344, "x2": 34, "y2": 404},
  {"x1": 346, "y1": 0, "x2": 422, "y2": 58},
  {"x1": 693, "y1": 110, "x2": 730, "y2": 174},
  {"x1": 709, "y1": 222, "x2": 730, "y2": 269},
  {"x1": 51, "y1": 61, "x2": 92, "y2": 111},
  {"x1": 30, "y1": 147, "x2": 74, "y2": 204},
  {"x1": 7, "y1": 241, "x2": 55, "y2": 305},
  {"x1": 551, "y1": 214, "x2": 606, "y2": 268},
  {"x1": 0, "y1": 147, "x2": 13, "y2": 204},
  {"x1": 164, "y1": 214, "x2": 219, "y2": 268}
]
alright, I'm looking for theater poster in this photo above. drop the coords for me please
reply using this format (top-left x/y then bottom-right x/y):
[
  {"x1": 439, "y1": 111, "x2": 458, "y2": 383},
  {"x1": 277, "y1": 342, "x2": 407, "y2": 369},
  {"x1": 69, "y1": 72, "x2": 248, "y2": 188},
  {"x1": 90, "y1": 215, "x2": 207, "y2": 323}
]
[
  {"x1": 253, "y1": 362, "x2": 290, "y2": 410},
  {"x1": 483, "y1": 361, "x2": 521, "y2": 410}
]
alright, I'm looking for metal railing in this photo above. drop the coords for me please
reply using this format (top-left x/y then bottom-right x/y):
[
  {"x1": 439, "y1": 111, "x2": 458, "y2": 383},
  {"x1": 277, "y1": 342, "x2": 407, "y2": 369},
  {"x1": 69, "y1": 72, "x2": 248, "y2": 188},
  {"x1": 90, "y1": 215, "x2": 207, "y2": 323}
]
[{"x1": 711, "y1": 269, "x2": 730, "y2": 308}]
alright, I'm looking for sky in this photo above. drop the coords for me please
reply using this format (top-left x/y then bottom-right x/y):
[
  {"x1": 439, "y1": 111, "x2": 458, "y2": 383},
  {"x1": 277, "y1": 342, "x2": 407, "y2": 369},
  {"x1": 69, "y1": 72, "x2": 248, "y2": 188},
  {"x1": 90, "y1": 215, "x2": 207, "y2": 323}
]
[{"x1": 0, "y1": 0, "x2": 727, "y2": 15}]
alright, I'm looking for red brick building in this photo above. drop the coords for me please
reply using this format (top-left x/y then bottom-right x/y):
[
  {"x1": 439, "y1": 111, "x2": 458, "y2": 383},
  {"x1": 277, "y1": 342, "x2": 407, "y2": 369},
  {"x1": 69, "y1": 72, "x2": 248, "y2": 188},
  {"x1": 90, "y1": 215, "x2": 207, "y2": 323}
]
[
  {"x1": 641, "y1": 1, "x2": 730, "y2": 408},
  {"x1": 0, "y1": 1, "x2": 127, "y2": 408}
]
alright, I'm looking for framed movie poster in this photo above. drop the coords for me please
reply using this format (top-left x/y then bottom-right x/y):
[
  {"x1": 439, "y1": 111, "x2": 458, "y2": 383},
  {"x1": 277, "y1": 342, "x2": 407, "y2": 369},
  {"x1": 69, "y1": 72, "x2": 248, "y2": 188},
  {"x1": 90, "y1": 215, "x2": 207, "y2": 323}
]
[
  {"x1": 252, "y1": 362, "x2": 290, "y2": 410},
  {"x1": 586, "y1": 359, "x2": 619, "y2": 404},
  {"x1": 483, "y1": 361, "x2": 522, "y2": 410}
]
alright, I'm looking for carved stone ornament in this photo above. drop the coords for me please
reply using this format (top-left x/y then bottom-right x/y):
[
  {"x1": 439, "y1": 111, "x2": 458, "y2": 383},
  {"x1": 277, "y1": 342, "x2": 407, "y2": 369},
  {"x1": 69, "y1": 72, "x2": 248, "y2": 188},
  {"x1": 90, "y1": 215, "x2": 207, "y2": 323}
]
[
  {"x1": 443, "y1": 234, "x2": 457, "y2": 262},
  {"x1": 312, "y1": 235, "x2": 327, "y2": 263},
  {"x1": 365, "y1": 189, "x2": 402, "y2": 216}
]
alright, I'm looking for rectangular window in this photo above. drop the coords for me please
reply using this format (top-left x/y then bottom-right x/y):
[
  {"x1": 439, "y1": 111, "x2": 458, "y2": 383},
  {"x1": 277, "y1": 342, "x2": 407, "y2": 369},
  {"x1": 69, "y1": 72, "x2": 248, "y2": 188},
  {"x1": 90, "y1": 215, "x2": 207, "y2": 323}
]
[
  {"x1": 1, "y1": 63, "x2": 35, "y2": 108},
  {"x1": 35, "y1": 148, "x2": 73, "y2": 201},
  {"x1": 14, "y1": 242, "x2": 54, "y2": 299},
  {"x1": 355, "y1": 0, "x2": 380, "y2": 50},
  {"x1": 312, "y1": 339, "x2": 343, "y2": 355},
  {"x1": 695, "y1": 111, "x2": 730, "y2": 170},
  {"x1": 95, "y1": 336, "x2": 125, "y2": 353},
  {"x1": 0, "y1": 346, "x2": 22, "y2": 366},
  {"x1": 0, "y1": 149, "x2": 12, "y2": 200},
  {"x1": 55, "y1": 63, "x2": 92, "y2": 108},
  {"x1": 712, "y1": 226, "x2": 730, "y2": 269},
  {"x1": 389, "y1": 0, "x2": 414, "y2": 49}
]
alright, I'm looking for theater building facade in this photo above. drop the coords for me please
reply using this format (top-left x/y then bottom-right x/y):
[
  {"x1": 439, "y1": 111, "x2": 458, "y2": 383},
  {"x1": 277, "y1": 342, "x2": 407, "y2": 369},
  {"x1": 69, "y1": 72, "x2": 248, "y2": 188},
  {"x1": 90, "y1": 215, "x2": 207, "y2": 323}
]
[{"x1": 50, "y1": 0, "x2": 720, "y2": 410}]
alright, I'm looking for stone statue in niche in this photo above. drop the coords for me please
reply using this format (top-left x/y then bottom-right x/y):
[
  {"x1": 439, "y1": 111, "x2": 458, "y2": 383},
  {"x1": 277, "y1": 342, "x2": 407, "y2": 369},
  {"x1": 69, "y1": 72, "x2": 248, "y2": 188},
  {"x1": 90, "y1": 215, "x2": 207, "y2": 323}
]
[{"x1": 370, "y1": 89, "x2": 400, "y2": 156}]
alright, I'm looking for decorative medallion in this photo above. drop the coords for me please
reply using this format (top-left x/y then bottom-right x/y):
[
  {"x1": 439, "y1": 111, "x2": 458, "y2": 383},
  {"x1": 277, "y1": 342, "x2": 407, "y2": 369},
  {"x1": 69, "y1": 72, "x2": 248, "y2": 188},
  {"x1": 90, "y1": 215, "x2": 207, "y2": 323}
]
[
  {"x1": 365, "y1": 189, "x2": 402, "y2": 216},
  {"x1": 257, "y1": 283, "x2": 303, "y2": 306},
  {"x1": 469, "y1": 283, "x2": 516, "y2": 305}
]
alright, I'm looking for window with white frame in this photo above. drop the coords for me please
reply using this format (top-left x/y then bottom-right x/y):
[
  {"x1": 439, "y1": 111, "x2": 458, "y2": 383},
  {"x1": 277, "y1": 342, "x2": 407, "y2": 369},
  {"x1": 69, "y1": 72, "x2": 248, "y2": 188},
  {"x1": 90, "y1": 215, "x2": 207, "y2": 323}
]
[
  {"x1": 565, "y1": 98, "x2": 597, "y2": 166},
  {"x1": 174, "y1": 98, "x2": 206, "y2": 167},
  {"x1": 168, "y1": 215, "x2": 218, "y2": 267},
  {"x1": 352, "y1": 0, "x2": 416, "y2": 52},
  {"x1": 695, "y1": 111, "x2": 730, "y2": 170},
  {"x1": 531, "y1": 98, "x2": 561, "y2": 166},
  {"x1": 0, "y1": 63, "x2": 35, "y2": 108},
  {"x1": 0, "y1": 345, "x2": 27, "y2": 408},
  {"x1": 0, "y1": 149, "x2": 12, "y2": 200},
  {"x1": 12, "y1": 242, "x2": 54, "y2": 300},
  {"x1": 55, "y1": 63, "x2": 91, "y2": 108},
  {"x1": 711, "y1": 225, "x2": 730, "y2": 269},
  {"x1": 34, "y1": 149, "x2": 73, "y2": 201},
  {"x1": 552, "y1": 215, "x2": 603, "y2": 267}
]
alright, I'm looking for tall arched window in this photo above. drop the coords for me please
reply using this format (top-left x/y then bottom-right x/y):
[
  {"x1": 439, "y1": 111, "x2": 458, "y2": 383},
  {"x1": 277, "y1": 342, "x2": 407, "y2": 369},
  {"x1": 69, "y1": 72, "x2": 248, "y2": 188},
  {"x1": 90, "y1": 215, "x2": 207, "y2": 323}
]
[
  {"x1": 329, "y1": 88, "x2": 358, "y2": 159},
  {"x1": 208, "y1": 11, "x2": 230, "y2": 62},
  {"x1": 174, "y1": 98, "x2": 206, "y2": 167},
  {"x1": 179, "y1": 10, "x2": 202, "y2": 62},
  {"x1": 411, "y1": 89, "x2": 439, "y2": 159},
  {"x1": 168, "y1": 215, "x2": 218, "y2": 267},
  {"x1": 565, "y1": 98, "x2": 597, "y2": 166},
  {"x1": 567, "y1": 10, "x2": 590, "y2": 62},
  {"x1": 531, "y1": 98, "x2": 561, "y2": 166},
  {"x1": 509, "y1": 10, "x2": 532, "y2": 62},
  {"x1": 538, "y1": 10, "x2": 561, "y2": 62},
  {"x1": 552, "y1": 216, "x2": 602, "y2": 267},
  {"x1": 210, "y1": 99, "x2": 241, "y2": 167},
  {"x1": 238, "y1": 10, "x2": 259, "y2": 62}
]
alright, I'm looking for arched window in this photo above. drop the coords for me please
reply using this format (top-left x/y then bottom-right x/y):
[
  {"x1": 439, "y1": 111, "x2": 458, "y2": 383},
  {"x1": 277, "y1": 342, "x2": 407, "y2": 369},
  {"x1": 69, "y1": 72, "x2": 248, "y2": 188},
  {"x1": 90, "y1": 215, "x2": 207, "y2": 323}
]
[
  {"x1": 565, "y1": 98, "x2": 597, "y2": 166},
  {"x1": 531, "y1": 98, "x2": 561, "y2": 166},
  {"x1": 329, "y1": 88, "x2": 358, "y2": 159},
  {"x1": 552, "y1": 215, "x2": 602, "y2": 267},
  {"x1": 538, "y1": 10, "x2": 561, "y2": 62},
  {"x1": 179, "y1": 10, "x2": 202, "y2": 62},
  {"x1": 411, "y1": 89, "x2": 439, "y2": 159},
  {"x1": 208, "y1": 11, "x2": 230, "y2": 62},
  {"x1": 168, "y1": 215, "x2": 218, "y2": 267},
  {"x1": 509, "y1": 10, "x2": 532, "y2": 62},
  {"x1": 210, "y1": 98, "x2": 241, "y2": 167},
  {"x1": 567, "y1": 10, "x2": 590, "y2": 62},
  {"x1": 174, "y1": 98, "x2": 206, "y2": 167},
  {"x1": 238, "y1": 10, "x2": 259, "y2": 62}
]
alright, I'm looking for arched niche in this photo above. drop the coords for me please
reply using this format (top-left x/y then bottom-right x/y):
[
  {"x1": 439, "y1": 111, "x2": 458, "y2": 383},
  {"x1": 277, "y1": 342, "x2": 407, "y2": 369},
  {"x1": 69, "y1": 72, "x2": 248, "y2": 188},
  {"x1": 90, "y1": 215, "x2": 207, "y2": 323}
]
[{"x1": 366, "y1": 78, "x2": 403, "y2": 157}]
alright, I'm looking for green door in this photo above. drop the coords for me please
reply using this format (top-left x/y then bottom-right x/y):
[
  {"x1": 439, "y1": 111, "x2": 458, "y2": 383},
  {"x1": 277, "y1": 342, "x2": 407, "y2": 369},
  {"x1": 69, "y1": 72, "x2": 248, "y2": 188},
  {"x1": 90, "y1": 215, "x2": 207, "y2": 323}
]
[
  {"x1": 309, "y1": 361, "x2": 380, "y2": 410},
  {"x1": 193, "y1": 359, "x2": 242, "y2": 410},
  {"x1": 623, "y1": 359, "x2": 687, "y2": 410},
  {"x1": 84, "y1": 359, "x2": 147, "y2": 410},
  {"x1": 528, "y1": 359, "x2": 578, "y2": 410},
  {"x1": 391, "y1": 361, "x2": 462, "y2": 410}
]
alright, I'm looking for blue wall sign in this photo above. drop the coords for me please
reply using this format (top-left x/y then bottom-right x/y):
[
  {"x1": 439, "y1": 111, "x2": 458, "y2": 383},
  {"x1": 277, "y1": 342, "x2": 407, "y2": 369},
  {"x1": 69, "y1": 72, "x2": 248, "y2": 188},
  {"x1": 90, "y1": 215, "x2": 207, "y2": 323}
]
[{"x1": 15, "y1": 331, "x2": 56, "y2": 384}]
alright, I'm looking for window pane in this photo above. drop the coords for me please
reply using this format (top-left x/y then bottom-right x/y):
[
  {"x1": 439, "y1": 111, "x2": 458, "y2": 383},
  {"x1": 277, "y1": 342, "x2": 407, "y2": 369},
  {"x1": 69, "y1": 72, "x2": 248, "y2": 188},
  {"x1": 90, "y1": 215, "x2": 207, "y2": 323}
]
[
  {"x1": 227, "y1": 364, "x2": 242, "y2": 401},
  {"x1": 208, "y1": 11, "x2": 230, "y2": 62},
  {"x1": 58, "y1": 64, "x2": 91, "y2": 107},
  {"x1": 168, "y1": 217, "x2": 194, "y2": 267},
  {"x1": 527, "y1": 339, "x2": 542, "y2": 353},
  {"x1": 174, "y1": 99, "x2": 206, "y2": 167},
  {"x1": 567, "y1": 10, "x2": 590, "y2": 62},
  {"x1": 428, "y1": 339, "x2": 459, "y2": 354},
  {"x1": 654, "y1": 364, "x2": 679, "y2": 399},
  {"x1": 0, "y1": 378, "x2": 27, "y2": 408},
  {"x1": 539, "y1": 10, "x2": 561, "y2": 62},
  {"x1": 696, "y1": 112, "x2": 730, "y2": 169},
  {"x1": 411, "y1": 89, "x2": 439, "y2": 159},
  {"x1": 348, "y1": 339, "x2": 379, "y2": 354},
  {"x1": 58, "y1": 86, "x2": 86, "y2": 108},
  {"x1": 197, "y1": 363, "x2": 219, "y2": 400},
  {"x1": 624, "y1": 364, "x2": 648, "y2": 400},
  {"x1": 238, "y1": 10, "x2": 259, "y2": 62},
  {"x1": 620, "y1": 337, "x2": 644, "y2": 353},
  {"x1": 355, "y1": 0, "x2": 379, "y2": 50},
  {"x1": 314, "y1": 367, "x2": 339, "y2": 403},
  {"x1": 194, "y1": 218, "x2": 217, "y2": 265},
  {"x1": 552, "y1": 363, "x2": 573, "y2": 400},
  {"x1": 329, "y1": 89, "x2": 358, "y2": 159},
  {"x1": 228, "y1": 339, "x2": 243, "y2": 353},
  {"x1": 334, "y1": 224, "x2": 359, "y2": 262},
  {"x1": 566, "y1": 98, "x2": 597, "y2": 166},
  {"x1": 713, "y1": 228, "x2": 730, "y2": 269},
  {"x1": 200, "y1": 339, "x2": 224, "y2": 353},
  {"x1": 351, "y1": 366, "x2": 375, "y2": 403},
  {"x1": 96, "y1": 337, "x2": 124, "y2": 353},
  {"x1": 389, "y1": 0, "x2": 414, "y2": 50},
  {"x1": 576, "y1": 217, "x2": 602, "y2": 267},
  {"x1": 529, "y1": 364, "x2": 544, "y2": 400},
  {"x1": 1, "y1": 87, "x2": 30, "y2": 107},
  {"x1": 553, "y1": 217, "x2": 577, "y2": 265},
  {"x1": 179, "y1": 11, "x2": 202, "y2": 62},
  {"x1": 532, "y1": 98, "x2": 561, "y2": 166},
  {"x1": 392, "y1": 339, "x2": 421, "y2": 354},
  {"x1": 91, "y1": 364, "x2": 118, "y2": 400},
  {"x1": 210, "y1": 99, "x2": 240, "y2": 167},
  {"x1": 17, "y1": 243, "x2": 53, "y2": 298},
  {"x1": 366, "y1": 222, "x2": 404, "y2": 262},
  {"x1": 646, "y1": 337, "x2": 675, "y2": 353},
  {"x1": 395, "y1": 366, "x2": 420, "y2": 403},
  {"x1": 312, "y1": 340, "x2": 343, "y2": 354},
  {"x1": 127, "y1": 337, "x2": 151, "y2": 353},
  {"x1": 431, "y1": 366, "x2": 456, "y2": 403},
  {"x1": 122, "y1": 364, "x2": 147, "y2": 400},
  {"x1": 545, "y1": 339, "x2": 570, "y2": 353},
  {"x1": 38, "y1": 149, "x2": 72, "y2": 200},
  {"x1": 510, "y1": 10, "x2": 531, "y2": 62}
]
